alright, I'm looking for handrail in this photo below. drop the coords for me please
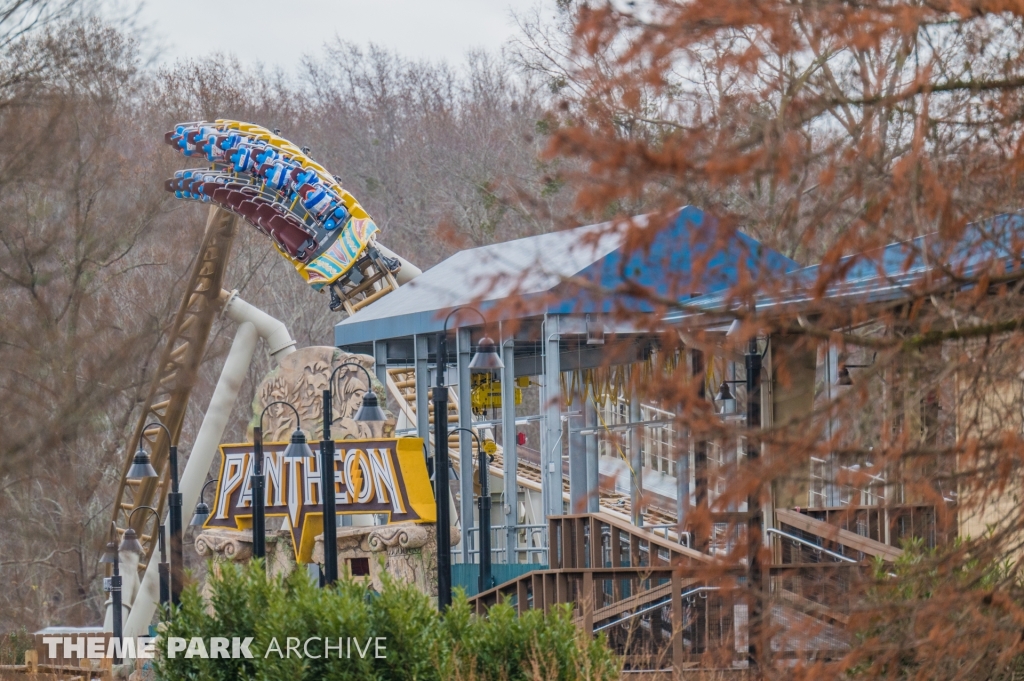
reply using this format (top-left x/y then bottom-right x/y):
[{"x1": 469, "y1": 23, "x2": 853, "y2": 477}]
[
  {"x1": 558, "y1": 512, "x2": 712, "y2": 564},
  {"x1": 455, "y1": 524, "x2": 548, "y2": 563},
  {"x1": 775, "y1": 508, "x2": 903, "y2": 561},
  {"x1": 593, "y1": 586, "x2": 722, "y2": 633},
  {"x1": 766, "y1": 527, "x2": 858, "y2": 563},
  {"x1": 644, "y1": 523, "x2": 692, "y2": 548}
]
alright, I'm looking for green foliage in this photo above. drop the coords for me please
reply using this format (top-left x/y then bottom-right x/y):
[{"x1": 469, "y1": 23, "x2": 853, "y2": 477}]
[
  {"x1": 0, "y1": 627, "x2": 33, "y2": 665},
  {"x1": 850, "y1": 537, "x2": 1022, "y2": 678},
  {"x1": 154, "y1": 560, "x2": 619, "y2": 681}
]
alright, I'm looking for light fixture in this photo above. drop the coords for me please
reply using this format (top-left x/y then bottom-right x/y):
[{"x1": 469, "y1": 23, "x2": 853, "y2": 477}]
[
  {"x1": 433, "y1": 305, "x2": 501, "y2": 611},
  {"x1": 190, "y1": 501, "x2": 210, "y2": 527},
  {"x1": 716, "y1": 379, "x2": 744, "y2": 416},
  {"x1": 283, "y1": 427, "x2": 316, "y2": 459},
  {"x1": 716, "y1": 381, "x2": 735, "y2": 402},
  {"x1": 126, "y1": 446, "x2": 158, "y2": 479},
  {"x1": 136, "y1": 420, "x2": 185, "y2": 605},
  {"x1": 192, "y1": 477, "x2": 218, "y2": 524},
  {"x1": 354, "y1": 390, "x2": 387, "y2": 422},
  {"x1": 334, "y1": 362, "x2": 387, "y2": 423},
  {"x1": 191, "y1": 480, "x2": 218, "y2": 527},
  {"x1": 837, "y1": 355, "x2": 875, "y2": 386},
  {"x1": 127, "y1": 505, "x2": 171, "y2": 605},
  {"x1": 100, "y1": 541, "x2": 119, "y2": 564},
  {"x1": 253, "y1": 400, "x2": 312, "y2": 564},
  {"x1": 119, "y1": 528, "x2": 144, "y2": 554},
  {"x1": 318, "y1": 362, "x2": 384, "y2": 587},
  {"x1": 468, "y1": 336, "x2": 505, "y2": 370}
]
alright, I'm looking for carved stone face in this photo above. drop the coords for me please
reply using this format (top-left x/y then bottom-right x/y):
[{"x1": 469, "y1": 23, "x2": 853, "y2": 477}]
[{"x1": 250, "y1": 346, "x2": 395, "y2": 443}]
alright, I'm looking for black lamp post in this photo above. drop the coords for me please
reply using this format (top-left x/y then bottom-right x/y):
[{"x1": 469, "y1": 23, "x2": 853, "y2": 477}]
[
  {"x1": 433, "y1": 307, "x2": 503, "y2": 611},
  {"x1": 320, "y1": 361, "x2": 386, "y2": 586},
  {"x1": 100, "y1": 522, "x2": 123, "y2": 664},
  {"x1": 125, "y1": 506, "x2": 170, "y2": 606},
  {"x1": 128, "y1": 421, "x2": 184, "y2": 605},
  {"x1": 449, "y1": 427, "x2": 495, "y2": 593},
  {"x1": 252, "y1": 401, "x2": 314, "y2": 565},
  {"x1": 715, "y1": 340, "x2": 766, "y2": 665},
  {"x1": 190, "y1": 479, "x2": 218, "y2": 528},
  {"x1": 744, "y1": 338, "x2": 763, "y2": 668}
]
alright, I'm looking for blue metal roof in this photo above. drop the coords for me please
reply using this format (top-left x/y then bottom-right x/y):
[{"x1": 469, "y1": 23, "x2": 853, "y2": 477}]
[
  {"x1": 665, "y1": 212, "x2": 1024, "y2": 323},
  {"x1": 334, "y1": 206, "x2": 798, "y2": 346}
]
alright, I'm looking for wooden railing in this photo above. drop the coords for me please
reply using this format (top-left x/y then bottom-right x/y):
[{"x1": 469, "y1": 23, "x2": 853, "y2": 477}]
[
  {"x1": 775, "y1": 508, "x2": 903, "y2": 561},
  {"x1": 547, "y1": 513, "x2": 712, "y2": 572},
  {"x1": 0, "y1": 633, "x2": 115, "y2": 680},
  {"x1": 467, "y1": 512, "x2": 876, "y2": 671}
]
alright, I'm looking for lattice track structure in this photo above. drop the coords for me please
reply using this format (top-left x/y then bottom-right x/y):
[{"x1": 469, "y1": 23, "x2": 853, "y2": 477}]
[{"x1": 109, "y1": 207, "x2": 238, "y2": 575}]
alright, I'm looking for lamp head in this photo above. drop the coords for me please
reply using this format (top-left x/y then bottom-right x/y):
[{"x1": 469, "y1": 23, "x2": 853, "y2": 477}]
[
  {"x1": 468, "y1": 336, "x2": 504, "y2": 370},
  {"x1": 127, "y1": 446, "x2": 159, "y2": 479},
  {"x1": 100, "y1": 541, "x2": 119, "y2": 564},
  {"x1": 191, "y1": 501, "x2": 211, "y2": 527},
  {"x1": 119, "y1": 528, "x2": 143, "y2": 554},
  {"x1": 283, "y1": 428, "x2": 315, "y2": 459},
  {"x1": 837, "y1": 365, "x2": 853, "y2": 386},
  {"x1": 354, "y1": 390, "x2": 386, "y2": 422},
  {"x1": 716, "y1": 381, "x2": 734, "y2": 402}
]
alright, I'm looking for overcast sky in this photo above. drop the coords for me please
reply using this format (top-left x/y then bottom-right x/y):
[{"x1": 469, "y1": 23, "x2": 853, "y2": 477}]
[{"x1": 131, "y1": 0, "x2": 543, "y2": 73}]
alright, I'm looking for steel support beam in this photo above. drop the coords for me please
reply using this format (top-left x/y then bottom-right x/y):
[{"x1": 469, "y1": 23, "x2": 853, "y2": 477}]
[
  {"x1": 501, "y1": 339, "x2": 518, "y2": 561},
  {"x1": 825, "y1": 344, "x2": 840, "y2": 507},
  {"x1": 584, "y1": 397, "x2": 599, "y2": 513},
  {"x1": 569, "y1": 391, "x2": 587, "y2": 513},
  {"x1": 414, "y1": 335, "x2": 430, "y2": 455},
  {"x1": 629, "y1": 390, "x2": 643, "y2": 526},
  {"x1": 373, "y1": 340, "x2": 388, "y2": 387},
  {"x1": 541, "y1": 316, "x2": 563, "y2": 519}
]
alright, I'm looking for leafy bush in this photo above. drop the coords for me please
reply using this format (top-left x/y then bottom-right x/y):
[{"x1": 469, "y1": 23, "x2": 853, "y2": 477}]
[
  {"x1": 849, "y1": 537, "x2": 1024, "y2": 679},
  {"x1": 155, "y1": 560, "x2": 619, "y2": 681},
  {"x1": 0, "y1": 627, "x2": 33, "y2": 665}
]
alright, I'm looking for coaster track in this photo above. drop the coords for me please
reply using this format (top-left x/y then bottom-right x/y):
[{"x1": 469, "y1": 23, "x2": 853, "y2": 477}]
[{"x1": 110, "y1": 207, "x2": 238, "y2": 572}]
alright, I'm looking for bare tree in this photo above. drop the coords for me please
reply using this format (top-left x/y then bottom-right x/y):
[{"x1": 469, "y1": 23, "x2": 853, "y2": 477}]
[{"x1": 501, "y1": 1, "x2": 1024, "y2": 678}]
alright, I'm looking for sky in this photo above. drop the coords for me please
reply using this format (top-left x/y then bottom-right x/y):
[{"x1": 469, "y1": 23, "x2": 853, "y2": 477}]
[{"x1": 131, "y1": 0, "x2": 543, "y2": 73}]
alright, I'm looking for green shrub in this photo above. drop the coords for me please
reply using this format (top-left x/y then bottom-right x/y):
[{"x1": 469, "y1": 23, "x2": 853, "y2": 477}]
[
  {"x1": 154, "y1": 560, "x2": 619, "y2": 681},
  {"x1": 0, "y1": 627, "x2": 33, "y2": 666}
]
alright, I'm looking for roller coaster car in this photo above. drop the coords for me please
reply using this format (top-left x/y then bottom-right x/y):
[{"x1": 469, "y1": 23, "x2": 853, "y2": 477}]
[
  {"x1": 163, "y1": 121, "x2": 396, "y2": 307},
  {"x1": 299, "y1": 184, "x2": 349, "y2": 230},
  {"x1": 251, "y1": 202, "x2": 317, "y2": 261}
]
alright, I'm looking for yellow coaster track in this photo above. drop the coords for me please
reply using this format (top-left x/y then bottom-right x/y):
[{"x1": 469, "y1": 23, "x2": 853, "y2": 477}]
[{"x1": 109, "y1": 207, "x2": 238, "y2": 574}]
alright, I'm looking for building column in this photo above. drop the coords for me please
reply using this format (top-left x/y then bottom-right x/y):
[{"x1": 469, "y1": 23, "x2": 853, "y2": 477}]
[
  {"x1": 414, "y1": 335, "x2": 430, "y2": 455},
  {"x1": 629, "y1": 388, "x2": 643, "y2": 527},
  {"x1": 825, "y1": 343, "x2": 840, "y2": 507},
  {"x1": 457, "y1": 327, "x2": 474, "y2": 562},
  {"x1": 585, "y1": 397, "x2": 600, "y2": 513},
  {"x1": 373, "y1": 340, "x2": 388, "y2": 387},
  {"x1": 569, "y1": 390, "x2": 587, "y2": 513},
  {"x1": 501, "y1": 339, "x2": 518, "y2": 562},
  {"x1": 541, "y1": 316, "x2": 563, "y2": 519}
]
